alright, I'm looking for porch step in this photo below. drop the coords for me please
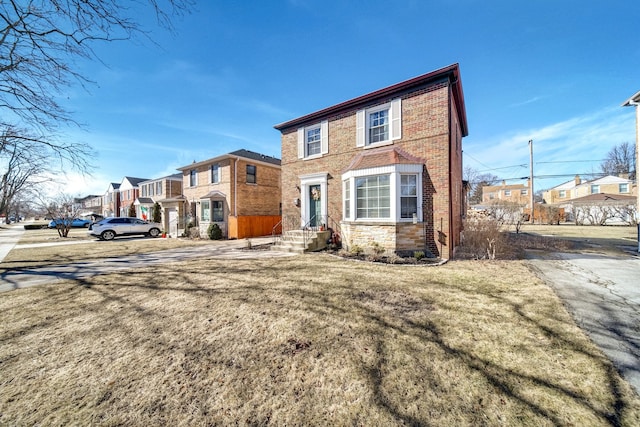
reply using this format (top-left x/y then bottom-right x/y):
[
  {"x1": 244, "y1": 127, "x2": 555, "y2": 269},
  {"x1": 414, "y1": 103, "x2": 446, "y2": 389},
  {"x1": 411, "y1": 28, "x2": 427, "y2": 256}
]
[{"x1": 272, "y1": 230, "x2": 331, "y2": 253}]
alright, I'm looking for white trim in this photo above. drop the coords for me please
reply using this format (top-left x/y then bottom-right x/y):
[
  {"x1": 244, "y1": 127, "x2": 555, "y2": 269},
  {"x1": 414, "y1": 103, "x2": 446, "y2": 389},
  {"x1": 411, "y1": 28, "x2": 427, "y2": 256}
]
[
  {"x1": 299, "y1": 172, "x2": 328, "y2": 228},
  {"x1": 356, "y1": 98, "x2": 402, "y2": 148},
  {"x1": 342, "y1": 164, "x2": 422, "y2": 223}
]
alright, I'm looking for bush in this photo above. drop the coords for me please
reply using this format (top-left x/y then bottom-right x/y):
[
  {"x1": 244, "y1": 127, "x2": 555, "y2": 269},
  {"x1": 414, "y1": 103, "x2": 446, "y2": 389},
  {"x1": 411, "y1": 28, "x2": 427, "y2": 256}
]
[
  {"x1": 459, "y1": 217, "x2": 506, "y2": 260},
  {"x1": 207, "y1": 223, "x2": 223, "y2": 240},
  {"x1": 23, "y1": 224, "x2": 46, "y2": 230}
]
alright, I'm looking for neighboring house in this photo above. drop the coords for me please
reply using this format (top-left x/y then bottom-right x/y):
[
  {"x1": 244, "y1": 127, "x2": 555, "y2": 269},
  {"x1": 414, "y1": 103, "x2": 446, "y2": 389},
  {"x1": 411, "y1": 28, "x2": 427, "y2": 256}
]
[
  {"x1": 481, "y1": 181, "x2": 530, "y2": 206},
  {"x1": 118, "y1": 177, "x2": 149, "y2": 217},
  {"x1": 274, "y1": 63, "x2": 468, "y2": 259},
  {"x1": 564, "y1": 193, "x2": 637, "y2": 225},
  {"x1": 102, "y1": 183, "x2": 121, "y2": 218},
  {"x1": 177, "y1": 149, "x2": 281, "y2": 239},
  {"x1": 135, "y1": 174, "x2": 184, "y2": 236},
  {"x1": 543, "y1": 175, "x2": 636, "y2": 204}
]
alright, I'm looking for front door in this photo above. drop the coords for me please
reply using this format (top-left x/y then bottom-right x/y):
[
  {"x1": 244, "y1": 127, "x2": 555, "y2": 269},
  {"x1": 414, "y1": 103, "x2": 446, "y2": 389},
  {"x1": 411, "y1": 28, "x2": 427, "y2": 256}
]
[{"x1": 309, "y1": 184, "x2": 321, "y2": 227}]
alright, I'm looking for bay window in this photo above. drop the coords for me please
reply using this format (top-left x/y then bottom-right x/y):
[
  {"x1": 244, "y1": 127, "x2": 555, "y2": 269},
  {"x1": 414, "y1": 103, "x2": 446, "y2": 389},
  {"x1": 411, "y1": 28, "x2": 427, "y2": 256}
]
[{"x1": 342, "y1": 164, "x2": 422, "y2": 222}]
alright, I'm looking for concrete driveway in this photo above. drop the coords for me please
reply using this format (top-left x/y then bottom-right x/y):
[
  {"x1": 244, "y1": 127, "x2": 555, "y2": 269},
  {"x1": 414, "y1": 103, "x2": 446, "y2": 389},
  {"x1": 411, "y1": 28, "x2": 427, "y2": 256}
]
[{"x1": 527, "y1": 249, "x2": 640, "y2": 394}]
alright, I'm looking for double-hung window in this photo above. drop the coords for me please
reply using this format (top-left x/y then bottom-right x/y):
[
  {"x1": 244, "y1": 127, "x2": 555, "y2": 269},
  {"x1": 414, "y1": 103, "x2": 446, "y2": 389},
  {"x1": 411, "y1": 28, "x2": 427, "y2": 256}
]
[
  {"x1": 297, "y1": 120, "x2": 328, "y2": 159},
  {"x1": 190, "y1": 170, "x2": 197, "y2": 187},
  {"x1": 504, "y1": 190, "x2": 511, "y2": 197},
  {"x1": 343, "y1": 180, "x2": 351, "y2": 219},
  {"x1": 559, "y1": 190, "x2": 566, "y2": 198},
  {"x1": 211, "y1": 164, "x2": 220, "y2": 183},
  {"x1": 400, "y1": 175, "x2": 417, "y2": 219},
  {"x1": 619, "y1": 183, "x2": 629, "y2": 193},
  {"x1": 356, "y1": 98, "x2": 402, "y2": 147},
  {"x1": 212, "y1": 201, "x2": 224, "y2": 221},
  {"x1": 591, "y1": 184, "x2": 600, "y2": 194},
  {"x1": 156, "y1": 181, "x2": 162, "y2": 195},
  {"x1": 246, "y1": 165, "x2": 256, "y2": 184}
]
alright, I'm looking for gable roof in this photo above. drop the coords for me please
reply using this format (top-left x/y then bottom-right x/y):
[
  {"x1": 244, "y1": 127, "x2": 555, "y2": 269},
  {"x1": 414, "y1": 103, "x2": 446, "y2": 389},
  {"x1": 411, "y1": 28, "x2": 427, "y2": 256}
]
[
  {"x1": 622, "y1": 90, "x2": 640, "y2": 106},
  {"x1": 274, "y1": 63, "x2": 468, "y2": 137},
  {"x1": 177, "y1": 149, "x2": 281, "y2": 171},
  {"x1": 121, "y1": 177, "x2": 149, "y2": 188}
]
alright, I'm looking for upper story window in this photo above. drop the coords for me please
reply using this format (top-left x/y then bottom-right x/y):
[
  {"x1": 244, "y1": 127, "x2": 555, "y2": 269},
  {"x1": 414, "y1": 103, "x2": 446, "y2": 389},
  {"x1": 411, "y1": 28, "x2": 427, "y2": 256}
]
[
  {"x1": 520, "y1": 189, "x2": 528, "y2": 196},
  {"x1": 246, "y1": 165, "x2": 257, "y2": 184},
  {"x1": 156, "y1": 181, "x2": 162, "y2": 195},
  {"x1": 591, "y1": 184, "x2": 600, "y2": 194},
  {"x1": 356, "y1": 98, "x2": 402, "y2": 148},
  {"x1": 297, "y1": 120, "x2": 328, "y2": 159},
  {"x1": 149, "y1": 183, "x2": 154, "y2": 196},
  {"x1": 619, "y1": 183, "x2": 629, "y2": 193},
  {"x1": 559, "y1": 190, "x2": 566, "y2": 198},
  {"x1": 504, "y1": 190, "x2": 511, "y2": 197},
  {"x1": 190, "y1": 170, "x2": 197, "y2": 187},
  {"x1": 211, "y1": 164, "x2": 220, "y2": 183}
]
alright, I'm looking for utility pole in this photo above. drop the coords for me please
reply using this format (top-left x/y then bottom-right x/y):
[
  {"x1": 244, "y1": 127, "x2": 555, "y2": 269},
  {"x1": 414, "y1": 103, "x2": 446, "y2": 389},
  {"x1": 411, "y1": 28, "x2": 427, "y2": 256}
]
[
  {"x1": 529, "y1": 139, "x2": 534, "y2": 223},
  {"x1": 622, "y1": 92, "x2": 640, "y2": 252}
]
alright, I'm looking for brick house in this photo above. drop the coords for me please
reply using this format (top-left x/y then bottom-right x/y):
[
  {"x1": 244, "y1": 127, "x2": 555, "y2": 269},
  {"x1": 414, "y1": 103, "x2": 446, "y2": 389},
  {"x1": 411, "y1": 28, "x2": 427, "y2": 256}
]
[
  {"x1": 135, "y1": 173, "x2": 184, "y2": 236},
  {"x1": 118, "y1": 177, "x2": 148, "y2": 217},
  {"x1": 542, "y1": 174, "x2": 636, "y2": 204},
  {"x1": 482, "y1": 180, "x2": 530, "y2": 206},
  {"x1": 274, "y1": 63, "x2": 468, "y2": 259},
  {"x1": 102, "y1": 183, "x2": 121, "y2": 218},
  {"x1": 177, "y1": 149, "x2": 281, "y2": 239}
]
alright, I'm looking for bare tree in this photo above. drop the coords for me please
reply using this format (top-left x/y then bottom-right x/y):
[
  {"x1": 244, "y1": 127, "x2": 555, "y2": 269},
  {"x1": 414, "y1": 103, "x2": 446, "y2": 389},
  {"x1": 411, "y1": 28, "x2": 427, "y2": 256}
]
[
  {"x1": 600, "y1": 142, "x2": 636, "y2": 180},
  {"x1": 1, "y1": 0, "x2": 193, "y2": 129},
  {"x1": 0, "y1": 125, "x2": 91, "y2": 217},
  {"x1": 39, "y1": 193, "x2": 81, "y2": 237},
  {"x1": 464, "y1": 166, "x2": 499, "y2": 205}
]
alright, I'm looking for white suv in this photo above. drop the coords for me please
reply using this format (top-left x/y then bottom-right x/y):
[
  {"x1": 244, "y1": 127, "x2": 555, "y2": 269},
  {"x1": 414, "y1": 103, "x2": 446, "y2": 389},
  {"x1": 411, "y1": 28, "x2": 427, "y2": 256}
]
[{"x1": 88, "y1": 217, "x2": 162, "y2": 241}]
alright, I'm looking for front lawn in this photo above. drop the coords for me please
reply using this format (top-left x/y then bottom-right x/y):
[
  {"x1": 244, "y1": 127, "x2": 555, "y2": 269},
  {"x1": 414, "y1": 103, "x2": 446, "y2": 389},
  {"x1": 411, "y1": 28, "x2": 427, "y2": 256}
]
[{"x1": 1, "y1": 255, "x2": 638, "y2": 426}]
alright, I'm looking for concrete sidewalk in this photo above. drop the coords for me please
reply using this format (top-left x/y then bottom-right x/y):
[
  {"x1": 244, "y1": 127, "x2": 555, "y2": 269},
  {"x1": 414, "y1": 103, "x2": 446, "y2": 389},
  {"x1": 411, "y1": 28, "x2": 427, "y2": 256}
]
[
  {"x1": 0, "y1": 236, "x2": 296, "y2": 293},
  {"x1": 0, "y1": 224, "x2": 26, "y2": 263}
]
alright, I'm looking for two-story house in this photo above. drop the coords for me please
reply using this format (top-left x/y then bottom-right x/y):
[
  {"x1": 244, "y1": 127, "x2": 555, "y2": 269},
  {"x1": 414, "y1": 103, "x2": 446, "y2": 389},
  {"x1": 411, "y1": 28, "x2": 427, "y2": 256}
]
[
  {"x1": 118, "y1": 177, "x2": 148, "y2": 217},
  {"x1": 177, "y1": 149, "x2": 281, "y2": 239},
  {"x1": 543, "y1": 174, "x2": 636, "y2": 204},
  {"x1": 274, "y1": 63, "x2": 468, "y2": 259},
  {"x1": 135, "y1": 173, "x2": 183, "y2": 235},
  {"x1": 481, "y1": 181, "x2": 530, "y2": 206},
  {"x1": 102, "y1": 183, "x2": 121, "y2": 218}
]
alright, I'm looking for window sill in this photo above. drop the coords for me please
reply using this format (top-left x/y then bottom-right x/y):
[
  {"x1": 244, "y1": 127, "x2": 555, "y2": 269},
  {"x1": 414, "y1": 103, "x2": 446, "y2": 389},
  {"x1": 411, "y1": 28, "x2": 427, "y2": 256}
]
[
  {"x1": 364, "y1": 140, "x2": 394, "y2": 149},
  {"x1": 303, "y1": 154, "x2": 323, "y2": 160}
]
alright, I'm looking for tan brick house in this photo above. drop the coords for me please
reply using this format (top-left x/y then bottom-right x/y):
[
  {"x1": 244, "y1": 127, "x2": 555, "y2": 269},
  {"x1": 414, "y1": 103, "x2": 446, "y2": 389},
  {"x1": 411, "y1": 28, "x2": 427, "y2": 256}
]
[
  {"x1": 177, "y1": 149, "x2": 281, "y2": 239},
  {"x1": 482, "y1": 180, "x2": 530, "y2": 206},
  {"x1": 102, "y1": 183, "x2": 120, "y2": 218},
  {"x1": 274, "y1": 63, "x2": 468, "y2": 259},
  {"x1": 135, "y1": 173, "x2": 184, "y2": 236}
]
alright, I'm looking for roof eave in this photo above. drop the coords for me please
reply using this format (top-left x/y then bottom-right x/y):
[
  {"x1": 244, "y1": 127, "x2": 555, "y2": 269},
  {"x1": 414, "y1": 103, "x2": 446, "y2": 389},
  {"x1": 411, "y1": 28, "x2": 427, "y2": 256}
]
[
  {"x1": 622, "y1": 90, "x2": 640, "y2": 106},
  {"x1": 275, "y1": 63, "x2": 468, "y2": 136}
]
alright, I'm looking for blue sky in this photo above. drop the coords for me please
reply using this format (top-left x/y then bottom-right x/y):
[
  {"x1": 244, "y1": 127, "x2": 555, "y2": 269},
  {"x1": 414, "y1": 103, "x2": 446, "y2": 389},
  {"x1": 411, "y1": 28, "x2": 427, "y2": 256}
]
[{"x1": 58, "y1": 0, "x2": 640, "y2": 196}]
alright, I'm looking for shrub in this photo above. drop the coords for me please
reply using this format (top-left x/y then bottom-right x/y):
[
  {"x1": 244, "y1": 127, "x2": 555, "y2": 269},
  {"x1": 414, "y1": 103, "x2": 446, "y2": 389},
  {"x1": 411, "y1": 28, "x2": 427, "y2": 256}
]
[
  {"x1": 459, "y1": 217, "x2": 507, "y2": 260},
  {"x1": 369, "y1": 241, "x2": 385, "y2": 256},
  {"x1": 23, "y1": 224, "x2": 46, "y2": 230},
  {"x1": 349, "y1": 244, "x2": 364, "y2": 256},
  {"x1": 207, "y1": 223, "x2": 223, "y2": 240},
  {"x1": 413, "y1": 251, "x2": 425, "y2": 261}
]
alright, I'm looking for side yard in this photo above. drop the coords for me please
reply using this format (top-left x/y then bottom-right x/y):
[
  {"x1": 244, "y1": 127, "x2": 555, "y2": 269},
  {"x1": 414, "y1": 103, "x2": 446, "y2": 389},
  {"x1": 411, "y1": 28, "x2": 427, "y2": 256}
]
[{"x1": 1, "y1": 253, "x2": 639, "y2": 425}]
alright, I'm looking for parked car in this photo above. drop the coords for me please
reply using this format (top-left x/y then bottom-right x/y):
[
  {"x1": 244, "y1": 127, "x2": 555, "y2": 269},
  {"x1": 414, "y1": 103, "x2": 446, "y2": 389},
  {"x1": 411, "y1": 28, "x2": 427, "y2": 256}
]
[
  {"x1": 48, "y1": 218, "x2": 92, "y2": 228},
  {"x1": 88, "y1": 217, "x2": 162, "y2": 240}
]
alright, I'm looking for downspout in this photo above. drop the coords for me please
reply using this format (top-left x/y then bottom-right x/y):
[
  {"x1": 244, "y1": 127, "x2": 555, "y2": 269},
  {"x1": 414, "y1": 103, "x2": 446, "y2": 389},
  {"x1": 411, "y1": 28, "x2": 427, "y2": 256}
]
[{"x1": 234, "y1": 157, "x2": 239, "y2": 217}]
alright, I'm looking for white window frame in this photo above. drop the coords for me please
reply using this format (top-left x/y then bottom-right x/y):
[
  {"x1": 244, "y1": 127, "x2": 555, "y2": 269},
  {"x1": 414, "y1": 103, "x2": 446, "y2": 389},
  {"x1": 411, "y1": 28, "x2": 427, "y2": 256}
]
[
  {"x1": 559, "y1": 190, "x2": 566, "y2": 198},
  {"x1": 297, "y1": 120, "x2": 328, "y2": 159},
  {"x1": 299, "y1": 173, "x2": 328, "y2": 227},
  {"x1": 190, "y1": 170, "x2": 197, "y2": 187},
  {"x1": 521, "y1": 189, "x2": 528, "y2": 196},
  {"x1": 591, "y1": 184, "x2": 600, "y2": 194},
  {"x1": 201, "y1": 200, "x2": 210, "y2": 222},
  {"x1": 356, "y1": 98, "x2": 402, "y2": 148},
  {"x1": 504, "y1": 190, "x2": 511, "y2": 196},
  {"x1": 342, "y1": 164, "x2": 422, "y2": 222},
  {"x1": 211, "y1": 163, "x2": 220, "y2": 184},
  {"x1": 619, "y1": 183, "x2": 629, "y2": 193}
]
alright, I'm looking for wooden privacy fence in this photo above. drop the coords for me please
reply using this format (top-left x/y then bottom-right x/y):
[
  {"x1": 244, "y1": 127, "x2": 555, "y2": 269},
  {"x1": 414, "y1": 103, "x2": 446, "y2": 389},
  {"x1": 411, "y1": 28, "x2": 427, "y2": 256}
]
[{"x1": 228, "y1": 215, "x2": 282, "y2": 239}]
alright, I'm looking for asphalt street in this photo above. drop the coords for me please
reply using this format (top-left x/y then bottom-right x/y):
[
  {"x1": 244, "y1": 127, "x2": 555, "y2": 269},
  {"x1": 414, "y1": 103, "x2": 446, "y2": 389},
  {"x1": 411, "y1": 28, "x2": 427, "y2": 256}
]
[{"x1": 527, "y1": 250, "x2": 640, "y2": 395}]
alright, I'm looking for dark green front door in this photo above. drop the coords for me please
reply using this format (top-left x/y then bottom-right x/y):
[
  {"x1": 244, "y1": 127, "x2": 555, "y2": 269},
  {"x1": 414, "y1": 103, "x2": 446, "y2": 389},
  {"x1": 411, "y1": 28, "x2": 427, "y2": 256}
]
[{"x1": 309, "y1": 185, "x2": 321, "y2": 227}]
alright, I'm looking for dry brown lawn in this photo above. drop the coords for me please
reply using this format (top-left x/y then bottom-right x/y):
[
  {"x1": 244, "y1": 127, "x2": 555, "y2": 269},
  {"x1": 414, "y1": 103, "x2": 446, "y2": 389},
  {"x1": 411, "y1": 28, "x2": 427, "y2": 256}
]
[{"x1": 1, "y1": 252, "x2": 639, "y2": 426}]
